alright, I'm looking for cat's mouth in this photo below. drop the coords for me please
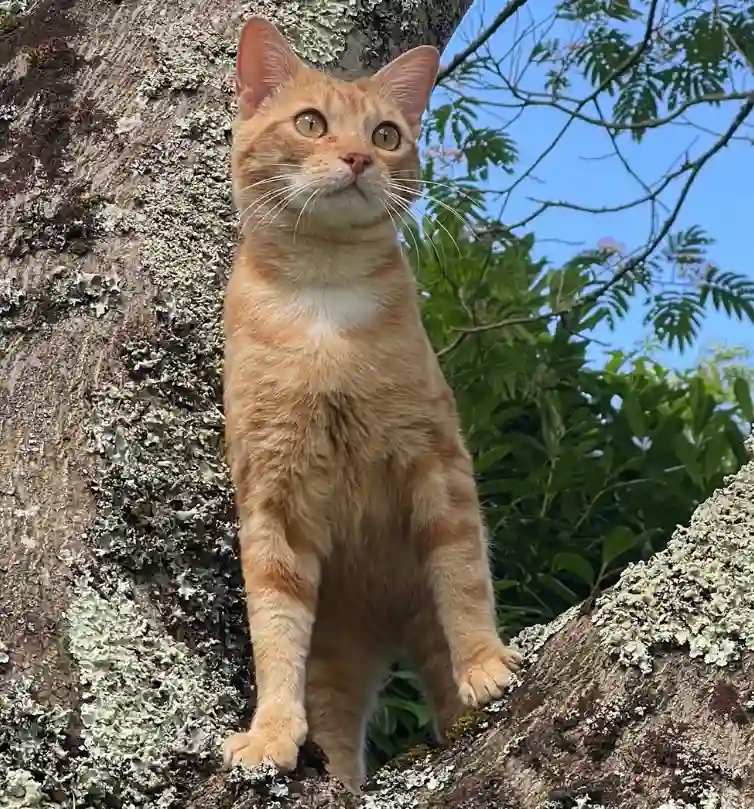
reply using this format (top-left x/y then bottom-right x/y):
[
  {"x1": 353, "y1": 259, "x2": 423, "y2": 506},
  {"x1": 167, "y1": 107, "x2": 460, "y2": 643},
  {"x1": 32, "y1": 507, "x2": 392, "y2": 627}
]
[{"x1": 321, "y1": 180, "x2": 369, "y2": 201}]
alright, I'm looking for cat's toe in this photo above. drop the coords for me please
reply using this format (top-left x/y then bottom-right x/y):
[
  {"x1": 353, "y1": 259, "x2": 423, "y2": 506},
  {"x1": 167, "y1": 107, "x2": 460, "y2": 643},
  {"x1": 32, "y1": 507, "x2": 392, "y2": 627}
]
[
  {"x1": 456, "y1": 640, "x2": 521, "y2": 707},
  {"x1": 223, "y1": 710, "x2": 307, "y2": 773}
]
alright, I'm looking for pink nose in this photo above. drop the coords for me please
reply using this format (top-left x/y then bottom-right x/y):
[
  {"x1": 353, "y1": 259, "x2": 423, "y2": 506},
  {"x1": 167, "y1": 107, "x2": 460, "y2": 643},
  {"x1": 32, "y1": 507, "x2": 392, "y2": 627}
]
[{"x1": 341, "y1": 152, "x2": 373, "y2": 175}]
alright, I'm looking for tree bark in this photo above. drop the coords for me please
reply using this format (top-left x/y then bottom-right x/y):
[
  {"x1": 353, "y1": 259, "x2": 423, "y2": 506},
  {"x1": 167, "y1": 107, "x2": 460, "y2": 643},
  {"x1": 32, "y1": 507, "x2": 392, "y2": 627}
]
[
  {"x1": 2, "y1": 1, "x2": 754, "y2": 808},
  {"x1": 0, "y1": 0, "x2": 474, "y2": 806}
]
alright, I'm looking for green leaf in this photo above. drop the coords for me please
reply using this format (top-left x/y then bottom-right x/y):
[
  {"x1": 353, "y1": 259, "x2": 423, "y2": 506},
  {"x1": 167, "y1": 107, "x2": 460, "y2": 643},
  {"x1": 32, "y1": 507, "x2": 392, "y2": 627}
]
[
  {"x1": 371, "y1": 705, "x2": 397, "y2": 736},
  {"x1": 380, "y1": 696, "x2": 431, "y2": 726},
  {"x1": 702, "y1": 428, "x2": 731, "y2": 482},
  {"x1": 494, "y1": 579, "x2": 520, "y2": 593},
  {"x1": 622, "y1": 391, "x2": 647, "y2": 436},
  {"x1": 601, "y1": 526, "x2": 641, "y2": 567},
  {"x1": 672, "y1": 433, "x2": 703, "y2": 487},
  {"x1": 475, "y1": 444, "x2": 513, "y2": 472},
  {"x1": 551, "y1": 552, "x2": 595, "y2": 586},
  {"x1": 733, "y1": 377, "x2": 754, "y2": 422},
  {"x1": 537, "y1": 573, "x2": 581, "y2": 605}
]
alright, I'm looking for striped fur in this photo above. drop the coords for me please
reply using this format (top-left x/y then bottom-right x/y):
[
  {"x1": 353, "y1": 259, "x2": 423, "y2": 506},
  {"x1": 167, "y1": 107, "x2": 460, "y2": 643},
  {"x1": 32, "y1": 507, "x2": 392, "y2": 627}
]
[{"x1": 222, "y1": 17, "x2": 521, "y2": 792}]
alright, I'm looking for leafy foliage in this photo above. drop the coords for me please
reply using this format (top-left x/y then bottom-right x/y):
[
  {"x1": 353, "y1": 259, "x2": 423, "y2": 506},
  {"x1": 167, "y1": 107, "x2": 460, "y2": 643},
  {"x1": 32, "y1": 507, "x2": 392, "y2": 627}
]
[{"x1": 366, "y1": 0, "x2": 754, "y2": 771}]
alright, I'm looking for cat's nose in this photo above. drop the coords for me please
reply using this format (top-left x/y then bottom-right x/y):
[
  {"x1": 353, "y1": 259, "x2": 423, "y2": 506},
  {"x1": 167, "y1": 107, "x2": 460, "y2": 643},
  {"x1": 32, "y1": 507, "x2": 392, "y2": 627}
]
[{"x1": 341, "y1": 153, "x2": 373, "y2": 175}]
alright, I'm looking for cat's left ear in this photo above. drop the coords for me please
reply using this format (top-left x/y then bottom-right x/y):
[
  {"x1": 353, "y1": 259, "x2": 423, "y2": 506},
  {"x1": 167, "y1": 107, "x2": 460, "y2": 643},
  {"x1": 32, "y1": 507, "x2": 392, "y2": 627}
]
[
  {"x1": 236, "y1": 16, "x2": 305, "y2": 118},
  {"x1": 373, "y1": 45, "x2": 440, "y2": 134}
]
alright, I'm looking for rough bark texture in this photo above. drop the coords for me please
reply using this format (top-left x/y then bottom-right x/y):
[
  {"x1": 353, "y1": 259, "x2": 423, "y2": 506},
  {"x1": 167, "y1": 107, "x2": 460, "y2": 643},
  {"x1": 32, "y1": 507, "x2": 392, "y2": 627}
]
[
  {"x1": 0, "y1": 0, "x2": 475, "y2": 806},
  {"x1": 2, "y1": 0, "x2": 753, "y2": 808}
]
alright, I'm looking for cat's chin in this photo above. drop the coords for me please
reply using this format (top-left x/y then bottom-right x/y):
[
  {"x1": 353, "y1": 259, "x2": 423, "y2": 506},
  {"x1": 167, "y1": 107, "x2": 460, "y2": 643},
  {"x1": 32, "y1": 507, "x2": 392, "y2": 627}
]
[{"x1": 300, "y1": 192, "x2": 390, "y2": 231}]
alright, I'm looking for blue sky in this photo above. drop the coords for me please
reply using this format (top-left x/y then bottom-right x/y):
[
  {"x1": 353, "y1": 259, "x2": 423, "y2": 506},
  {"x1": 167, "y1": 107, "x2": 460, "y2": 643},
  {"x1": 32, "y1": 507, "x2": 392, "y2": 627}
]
[{"x1": 434, "y1": 0, "x2": 754, "y2": 370}]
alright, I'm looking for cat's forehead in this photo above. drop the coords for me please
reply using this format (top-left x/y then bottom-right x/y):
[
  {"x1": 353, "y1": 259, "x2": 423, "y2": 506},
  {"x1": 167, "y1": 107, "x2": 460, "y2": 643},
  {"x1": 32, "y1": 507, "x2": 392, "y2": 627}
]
[{"x1": 273, "y1": 71, "x2": 398, "y2": 125}]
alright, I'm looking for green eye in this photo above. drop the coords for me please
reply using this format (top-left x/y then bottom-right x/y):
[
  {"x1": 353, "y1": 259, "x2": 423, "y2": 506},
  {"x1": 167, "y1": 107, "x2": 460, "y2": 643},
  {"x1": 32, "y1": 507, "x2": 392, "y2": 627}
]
[
  {"x1": 294, "y1": 109, "x2": 327, "y2": 138},
  {"x1": 372, "y1": 122, "x2": 401, "y2": 151}
]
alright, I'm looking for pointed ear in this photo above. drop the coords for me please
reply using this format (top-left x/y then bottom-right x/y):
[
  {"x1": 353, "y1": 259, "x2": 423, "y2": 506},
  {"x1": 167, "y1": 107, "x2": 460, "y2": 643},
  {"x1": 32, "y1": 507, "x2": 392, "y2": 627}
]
[
  {"x1": 373, "y1": 45, "x2": 440, "y2": 131},
  {"x1": 235, "y1": 17, "x2": 304, "y2": 118}
]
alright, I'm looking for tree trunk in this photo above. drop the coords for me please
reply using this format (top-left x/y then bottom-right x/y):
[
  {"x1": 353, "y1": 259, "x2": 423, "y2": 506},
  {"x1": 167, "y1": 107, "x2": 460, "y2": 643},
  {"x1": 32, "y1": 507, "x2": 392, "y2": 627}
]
[
  {"x1": 0, "y1": 0, "x2": 473, "y2": 806},
  {"x1": 3, "y1": 1, "x2": 753, "y2": 808}
]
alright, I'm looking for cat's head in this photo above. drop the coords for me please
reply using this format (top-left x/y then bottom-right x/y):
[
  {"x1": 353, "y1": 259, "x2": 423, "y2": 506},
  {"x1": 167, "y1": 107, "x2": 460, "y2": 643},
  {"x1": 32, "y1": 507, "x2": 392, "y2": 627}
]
[{"x1": 232, "y1": 17, "x2": 439, "y2": 234}]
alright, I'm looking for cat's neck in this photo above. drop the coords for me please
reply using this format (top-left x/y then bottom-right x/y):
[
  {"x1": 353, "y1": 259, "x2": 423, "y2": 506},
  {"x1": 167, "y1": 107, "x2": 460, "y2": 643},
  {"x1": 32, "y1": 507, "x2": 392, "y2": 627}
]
[
  {"x1": 240, "y1": 220, "x2": 407, "y2": 287},
  {"x1": 236, "y1": 222, "x2": 417, "y2": 337}
]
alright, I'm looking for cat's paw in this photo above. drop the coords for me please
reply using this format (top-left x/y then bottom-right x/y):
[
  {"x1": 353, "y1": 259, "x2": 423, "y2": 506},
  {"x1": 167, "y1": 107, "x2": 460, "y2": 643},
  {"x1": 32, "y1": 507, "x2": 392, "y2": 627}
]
[
  {"x1": 455, "y1": 639, "x2": 523, "y2": 707},
  {"x1": 223, "y1": 709, "x2": 307, "y2": 773}
]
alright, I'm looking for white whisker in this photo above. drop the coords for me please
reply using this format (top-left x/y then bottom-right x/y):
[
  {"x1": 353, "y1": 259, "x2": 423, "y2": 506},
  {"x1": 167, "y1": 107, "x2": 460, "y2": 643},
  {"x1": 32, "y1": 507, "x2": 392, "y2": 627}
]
[
  {"x1": 383, "y1": 196, "x2": 423, "y2": 275},
  {"x1": 237, "y1": 175, "x2": 292, "y2": 195},
  {"x1": 385, "y1": 192, "x2": 435, "y2": 267},
  {"x1": 238, "y1": 185, "x2": 295, "y2": 228},
  {"x1": 293, "y1": 188, "x2": 321, "y2": 243},
  {"x1": 391, "y1": 176, "x2": 480, "y2": 205},
  {"x1": 387, "y1": 189, "x2": 461, "y2": 259},
  {"x1": 249, "y1": 180, "x2": 321, "y2": 235},
  {"x1": 389, "y1": 182, "x2": 472, "y2": 236}
]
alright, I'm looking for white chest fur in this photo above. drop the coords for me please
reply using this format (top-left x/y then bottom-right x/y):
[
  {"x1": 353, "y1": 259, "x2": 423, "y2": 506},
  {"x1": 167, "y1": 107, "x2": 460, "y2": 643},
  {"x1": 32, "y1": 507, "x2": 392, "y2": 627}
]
[{"x1": 290, "y1": 285, "x2": 380, "y2": 337}]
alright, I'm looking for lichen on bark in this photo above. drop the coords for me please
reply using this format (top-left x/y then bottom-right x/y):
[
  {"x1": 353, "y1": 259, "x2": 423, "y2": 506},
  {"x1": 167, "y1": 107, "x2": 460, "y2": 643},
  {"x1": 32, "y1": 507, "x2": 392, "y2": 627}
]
[
  {"x1": 4, "y1": 0, "x2": 752, "y2": 807},
  {"x1": 0, "y1": 0, "x2": 475, "y2": 807},
  {"x1": 593, "y1": 435, "x2": 754, "y2": 673}
]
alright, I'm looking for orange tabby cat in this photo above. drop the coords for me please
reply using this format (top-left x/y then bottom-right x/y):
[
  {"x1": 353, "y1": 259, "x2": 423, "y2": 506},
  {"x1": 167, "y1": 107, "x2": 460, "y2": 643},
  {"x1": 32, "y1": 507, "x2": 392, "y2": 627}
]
[{"x1": 222, "y1": 17, "x2": 522, "y2": 792}]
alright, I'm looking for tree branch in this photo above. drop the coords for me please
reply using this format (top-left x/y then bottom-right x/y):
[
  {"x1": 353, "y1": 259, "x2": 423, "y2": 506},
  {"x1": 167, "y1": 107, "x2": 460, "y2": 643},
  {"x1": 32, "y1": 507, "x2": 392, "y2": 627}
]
[
  {"x1": 437, "y1": 97, "x2": 754, "y2": 358},
  {"x1": 581, "y1": 97, "x2": 754, "y2": 308},
  {"x1": 487, "y1": 0, "x2": 662, "y2": 208},
  {"x1": 436, "y1": 0, "x2": 532, "y2": 84},
  {"x1": 488, "y1": 86, "x2": 754, "y2": 133}
]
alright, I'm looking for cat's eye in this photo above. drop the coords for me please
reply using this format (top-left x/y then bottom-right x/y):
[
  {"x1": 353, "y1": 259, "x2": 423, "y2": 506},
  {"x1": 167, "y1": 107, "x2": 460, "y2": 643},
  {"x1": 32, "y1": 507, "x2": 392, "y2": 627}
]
[
  {"x1": 372, "y1": 122, "x2": 401, "y2": 151},
  {"x1": 294, "y1": 110, "x2": 327, "y2": 138}
]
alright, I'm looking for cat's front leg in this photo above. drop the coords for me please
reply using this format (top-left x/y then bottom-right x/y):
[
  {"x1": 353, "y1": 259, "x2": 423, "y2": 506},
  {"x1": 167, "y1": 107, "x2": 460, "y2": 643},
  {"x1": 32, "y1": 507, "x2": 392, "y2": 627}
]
[
  {"x1": 223, "y1": 508, "x2": 321, "y2": 773},
  {"x1": 411, "y1": 449, "x2": 522, "y2": 708}
]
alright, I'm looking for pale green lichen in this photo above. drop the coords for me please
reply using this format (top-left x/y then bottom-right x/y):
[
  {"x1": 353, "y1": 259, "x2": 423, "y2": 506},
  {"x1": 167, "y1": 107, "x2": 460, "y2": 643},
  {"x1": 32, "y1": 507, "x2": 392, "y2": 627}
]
[
  {"x1": 0, "y1": 0, "x2": 24, "y2": 28},
  {"x1": 0, "y1": 0, "x2": 26, "y2": 12},
  {"x1": 543, "y1": 798, "x2": 606, "y2": 809},
  {"x1": 241, "y1": 0, "x2": 442, "y2": 71},
  {"x1": 136, "y1": 0, "x2": 361, "y2": 99},
  {"x1": 361, "y1": 755, "x2": 456, "y2": 809},
  {"x1": 4, "y1": 19, "x2": 242, "y2": 809},
  {"x1": 66, "y1": 581, "x2": 238, "y2": 779},
  {"x1": 657, "y1": 793, "x2": 744, "y2": 809},
  {"x1": 511, "y1": 604, "x2": 579, "y2": 665},
  {"x1": 138, "y1": 26, "x2": 235, "y2": 99},
  {"x1": 247, "y1": 0, "x2": 358, "y2": 65},
  {"x1": 0, "y1": 577, "x2": 240, "y2": 809},
  {"x1": 593, "y1": 437, "x2": 754, "y2": 673},
  {"x1": 0, "y1": 770, "x2": 56, "y2": 809},
  {"x1": 85, "y1": 100, "x2": 247, "y2": 664},
  {"x1": 73, "y1": 67, "x2": 246, "y2": 809},
  {"x1": 0, "y1": 681, "x2": 74, "y2": 808}
]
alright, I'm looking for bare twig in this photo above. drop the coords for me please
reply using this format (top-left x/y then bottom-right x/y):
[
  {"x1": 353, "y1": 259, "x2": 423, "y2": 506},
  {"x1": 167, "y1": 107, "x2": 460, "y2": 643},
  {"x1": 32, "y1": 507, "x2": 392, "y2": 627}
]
[
  {"x1": 581, "y1": 98, "x2": 754, "y2": 306},
  {"x1": 436, "y1": 0, "x2": 532, "y2": 84},
  {"x1": 500, "y1": 158, "x2": 685, "y2": 230},
  {"x1": 486, "y1": 87, "x2": 754, "y2": 133},
  {"x1": 492, "y1": 0, "x2": 661, "y2": 217},
  {"x1": 591, "y1": 97, "x2": 665, "y2": 242}
]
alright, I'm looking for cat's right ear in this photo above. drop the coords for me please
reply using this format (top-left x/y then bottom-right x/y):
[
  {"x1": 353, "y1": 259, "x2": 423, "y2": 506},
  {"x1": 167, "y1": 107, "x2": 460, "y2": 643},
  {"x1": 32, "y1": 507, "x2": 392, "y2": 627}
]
[{"x1": 236, "y1": 17, "x2": 303, "y2": 118}]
